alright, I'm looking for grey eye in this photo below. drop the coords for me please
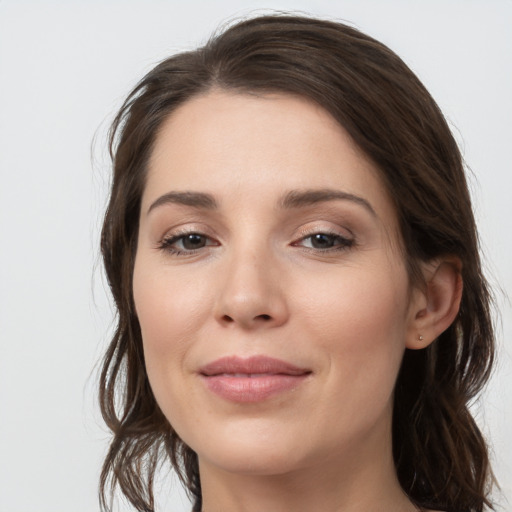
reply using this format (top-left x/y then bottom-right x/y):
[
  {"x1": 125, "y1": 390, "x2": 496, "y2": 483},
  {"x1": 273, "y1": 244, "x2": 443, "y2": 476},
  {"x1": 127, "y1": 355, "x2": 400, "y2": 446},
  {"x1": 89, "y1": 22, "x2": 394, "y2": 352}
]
[
  {"x1": 160, "y1": 232, "x2": 217, "y2": 254},
  {"x1": 298, "y1": 232, "x2": 353, "y2": 250},
  {"x1": 181, "y1": 234, "x2": 207, "y2": 250},
  {"x1": 309, "y1": 233, "x2": 337, "y2": 249}
]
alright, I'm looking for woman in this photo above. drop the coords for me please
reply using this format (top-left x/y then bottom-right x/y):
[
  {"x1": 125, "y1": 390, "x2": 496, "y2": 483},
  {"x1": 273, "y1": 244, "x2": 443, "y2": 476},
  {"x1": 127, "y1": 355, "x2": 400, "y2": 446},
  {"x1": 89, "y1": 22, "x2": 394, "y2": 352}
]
[{"x1": 98, "y1": 14, "x2": 496, "y2": 512}]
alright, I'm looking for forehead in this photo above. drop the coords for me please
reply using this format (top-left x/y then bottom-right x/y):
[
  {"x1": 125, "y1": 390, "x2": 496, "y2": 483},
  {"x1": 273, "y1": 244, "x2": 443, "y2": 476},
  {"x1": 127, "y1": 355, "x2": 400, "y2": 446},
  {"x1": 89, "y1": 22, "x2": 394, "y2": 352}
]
[{"x1": 143, "y1": 90, "x2": 397, "y2": 227}]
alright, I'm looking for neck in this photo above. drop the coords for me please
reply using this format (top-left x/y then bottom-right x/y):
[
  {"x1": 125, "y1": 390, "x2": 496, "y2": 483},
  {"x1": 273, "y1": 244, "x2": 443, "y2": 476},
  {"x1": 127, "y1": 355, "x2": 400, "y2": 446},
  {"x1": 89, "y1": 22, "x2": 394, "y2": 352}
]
[{"x1": 198, "y1": 418, "x2": 417, "y2": 512}]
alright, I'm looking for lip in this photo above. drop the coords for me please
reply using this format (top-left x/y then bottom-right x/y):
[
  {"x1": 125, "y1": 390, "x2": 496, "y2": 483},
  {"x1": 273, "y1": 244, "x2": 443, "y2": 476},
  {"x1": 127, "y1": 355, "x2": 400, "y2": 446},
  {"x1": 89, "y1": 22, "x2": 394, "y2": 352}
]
[{"x1": 199, "y1": 355, "x2": 312, "y2": 403}]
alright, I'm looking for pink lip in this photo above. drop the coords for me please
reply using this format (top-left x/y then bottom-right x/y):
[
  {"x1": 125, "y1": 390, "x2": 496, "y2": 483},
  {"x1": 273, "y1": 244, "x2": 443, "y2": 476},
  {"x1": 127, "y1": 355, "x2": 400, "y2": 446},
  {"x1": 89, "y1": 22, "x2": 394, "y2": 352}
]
[{"x1": 199, "y1": 356, "x2": 312, "y2": 403}]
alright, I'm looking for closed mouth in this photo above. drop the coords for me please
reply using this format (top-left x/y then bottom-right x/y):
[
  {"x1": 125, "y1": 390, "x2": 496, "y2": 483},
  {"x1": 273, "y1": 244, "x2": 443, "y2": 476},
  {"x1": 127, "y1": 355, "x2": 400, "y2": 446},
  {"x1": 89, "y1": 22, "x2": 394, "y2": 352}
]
[
  {"x1": 199, "y1": 355, "x2": 311, "y2": 377},
  {"x1": 199, "y1": 355, "x2": 311, "y2": 403}
]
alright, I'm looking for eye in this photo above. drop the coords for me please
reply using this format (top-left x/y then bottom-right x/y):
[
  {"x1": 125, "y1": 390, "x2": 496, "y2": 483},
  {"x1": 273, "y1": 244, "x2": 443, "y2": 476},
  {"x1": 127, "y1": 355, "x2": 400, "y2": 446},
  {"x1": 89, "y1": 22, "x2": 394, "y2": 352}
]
[
  {"x1": 159, "y1": 232, "x2": 218, "y2": 255},
  {"x1": 294, "y1": 232, "x2": 354, "y2": 251}
]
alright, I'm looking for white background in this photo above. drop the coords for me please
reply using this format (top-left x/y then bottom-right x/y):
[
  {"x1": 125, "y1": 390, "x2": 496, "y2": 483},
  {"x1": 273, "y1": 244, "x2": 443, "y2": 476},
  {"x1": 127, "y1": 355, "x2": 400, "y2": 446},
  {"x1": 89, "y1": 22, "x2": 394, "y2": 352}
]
[{"x1": 0, "y1": 1, "x2": 510, "y2": 511}]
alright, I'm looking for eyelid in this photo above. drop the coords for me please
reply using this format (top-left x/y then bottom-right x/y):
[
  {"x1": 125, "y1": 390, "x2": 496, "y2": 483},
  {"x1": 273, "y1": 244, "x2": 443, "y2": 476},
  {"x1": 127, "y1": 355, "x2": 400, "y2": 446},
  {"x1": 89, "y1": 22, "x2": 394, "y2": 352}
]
[
  {"x1": 165, "y1": 232, "x2": 218, "y2": 245},
  {"x1": 293, "y1": 223, "x2": 353, "y2": 241},
  {"x1": 156, "y1": 223, "x2": 355, "y2": 256},
  {"x1": 290, "y1": 225, "x2": 355, "y2": 251},
  {"x1": 159, "y1": 223, "x2": 217, "y2": 242},
  {"x1": 157, "y1": 227, "x2": 220, "y2": 255}
]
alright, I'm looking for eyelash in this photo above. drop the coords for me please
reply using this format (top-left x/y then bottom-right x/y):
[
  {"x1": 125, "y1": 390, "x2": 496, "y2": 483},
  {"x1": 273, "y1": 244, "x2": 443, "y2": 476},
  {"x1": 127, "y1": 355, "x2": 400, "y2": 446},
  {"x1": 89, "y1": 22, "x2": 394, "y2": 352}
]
[
  {"x1": 157, "y1": 230, "x2": 217, "y2": 256},
  {"x1": 157, "y1": 229, "x2": 354, "y2": 256},
  {"x1": 292, "y1": 230, "x2": 355, "y2": 253}
]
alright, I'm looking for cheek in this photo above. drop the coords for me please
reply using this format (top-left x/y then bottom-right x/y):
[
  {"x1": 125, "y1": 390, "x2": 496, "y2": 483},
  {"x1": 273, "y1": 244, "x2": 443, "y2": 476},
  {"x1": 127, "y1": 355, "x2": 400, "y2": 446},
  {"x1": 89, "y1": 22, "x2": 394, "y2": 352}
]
[
  {"x1": 303, "y1": 267, "x2": 408, "y2": 340},
  {"x1": 132, "y1": 258, "x2": 212, "y2": 362},
  {"x1": 299, "y1": 264, "x2": 409, "y2": 386},
  {"x1": 290, "y1": 266, "x2": 410, "y2": 447},
  {"x1": 132, "y1": 260, "x2": 215, "y2": 431}
]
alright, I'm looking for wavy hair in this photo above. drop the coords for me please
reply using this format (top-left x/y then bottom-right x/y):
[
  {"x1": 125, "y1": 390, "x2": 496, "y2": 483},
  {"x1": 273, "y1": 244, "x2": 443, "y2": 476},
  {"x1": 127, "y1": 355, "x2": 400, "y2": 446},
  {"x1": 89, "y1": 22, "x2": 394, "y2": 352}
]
[{"x1": 99, "y1": 14, "x2": 495, "y2": 512}]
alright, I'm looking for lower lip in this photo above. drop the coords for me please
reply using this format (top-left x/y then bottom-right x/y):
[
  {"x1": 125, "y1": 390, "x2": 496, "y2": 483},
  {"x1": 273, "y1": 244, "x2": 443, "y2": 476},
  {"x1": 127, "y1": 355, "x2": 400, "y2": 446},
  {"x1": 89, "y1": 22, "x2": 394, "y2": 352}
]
[{"x1": 200, "y1": 374, "x2": 309, "y2": 403}]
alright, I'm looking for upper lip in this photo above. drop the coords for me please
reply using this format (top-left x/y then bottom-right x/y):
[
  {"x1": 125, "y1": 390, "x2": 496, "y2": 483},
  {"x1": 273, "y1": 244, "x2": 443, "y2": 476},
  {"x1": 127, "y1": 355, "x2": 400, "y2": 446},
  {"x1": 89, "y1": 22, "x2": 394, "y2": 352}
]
[{"x1": 199, "y1": 355, "x2": 311, "y2": 376}]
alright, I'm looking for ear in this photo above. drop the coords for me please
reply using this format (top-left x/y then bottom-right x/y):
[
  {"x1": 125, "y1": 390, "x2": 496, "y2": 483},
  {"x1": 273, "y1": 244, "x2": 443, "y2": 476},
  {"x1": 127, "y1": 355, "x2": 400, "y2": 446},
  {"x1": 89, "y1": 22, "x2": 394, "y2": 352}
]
[{"x1": 406, "y1": 257, "x2": 463, "y2": 350}]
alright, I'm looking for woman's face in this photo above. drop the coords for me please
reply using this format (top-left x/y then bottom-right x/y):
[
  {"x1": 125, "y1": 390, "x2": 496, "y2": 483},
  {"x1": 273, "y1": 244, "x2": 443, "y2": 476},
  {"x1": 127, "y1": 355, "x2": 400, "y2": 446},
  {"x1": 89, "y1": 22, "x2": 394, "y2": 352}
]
[{"x1": 133, "y1": 91, "x2": 421, "y2": 476}]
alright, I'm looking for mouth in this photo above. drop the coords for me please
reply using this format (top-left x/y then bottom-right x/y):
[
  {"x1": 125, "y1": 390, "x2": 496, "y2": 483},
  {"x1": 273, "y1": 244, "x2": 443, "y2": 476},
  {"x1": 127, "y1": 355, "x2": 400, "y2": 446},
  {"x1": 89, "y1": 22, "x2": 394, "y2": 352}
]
[{"x1": 199, "y1": 355, "x2": 312, "y2": 403}]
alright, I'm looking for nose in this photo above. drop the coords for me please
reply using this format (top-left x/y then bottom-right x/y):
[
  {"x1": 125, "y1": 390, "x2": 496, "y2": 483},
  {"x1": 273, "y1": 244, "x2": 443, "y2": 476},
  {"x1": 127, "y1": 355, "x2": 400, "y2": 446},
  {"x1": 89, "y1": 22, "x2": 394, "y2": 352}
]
[{"x1": 213, "y1": 247, "x2": 289, "y2": 330}]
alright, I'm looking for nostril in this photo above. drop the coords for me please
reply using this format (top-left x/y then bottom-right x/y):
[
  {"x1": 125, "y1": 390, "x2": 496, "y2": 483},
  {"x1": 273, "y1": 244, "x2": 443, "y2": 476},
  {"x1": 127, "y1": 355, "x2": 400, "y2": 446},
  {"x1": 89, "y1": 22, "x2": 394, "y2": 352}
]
[{"x1": 218, "y1": 312, "x2": 277, "y2": 326}]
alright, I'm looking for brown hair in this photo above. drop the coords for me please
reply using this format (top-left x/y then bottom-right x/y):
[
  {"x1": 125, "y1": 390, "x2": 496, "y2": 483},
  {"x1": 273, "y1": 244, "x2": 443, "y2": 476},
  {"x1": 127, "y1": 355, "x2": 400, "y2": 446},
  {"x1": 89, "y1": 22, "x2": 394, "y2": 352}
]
[{"x1": 99, "y1": 14, "x2": 495, "y2": 512}]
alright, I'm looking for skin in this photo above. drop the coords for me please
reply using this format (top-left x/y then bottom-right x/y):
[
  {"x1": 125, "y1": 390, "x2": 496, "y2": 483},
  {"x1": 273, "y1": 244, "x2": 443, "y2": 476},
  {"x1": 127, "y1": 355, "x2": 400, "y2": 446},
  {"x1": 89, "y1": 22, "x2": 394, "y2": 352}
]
[{"x1": 133, "y1": 91, "x2": 457, "y2": 512}]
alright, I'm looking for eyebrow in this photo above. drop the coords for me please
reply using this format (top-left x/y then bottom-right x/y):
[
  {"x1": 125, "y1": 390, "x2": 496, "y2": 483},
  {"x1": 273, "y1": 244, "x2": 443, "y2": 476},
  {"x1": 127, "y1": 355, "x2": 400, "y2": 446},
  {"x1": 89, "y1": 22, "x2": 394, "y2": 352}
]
[
  {"x1": 147, "y1": 188, "x2": 376, "y2": 216},
  {"x1": 279, "y1": 189, "x2": 376, "y2": 216},
  {"x1": 148, "y1": 191, "x2": 218, "y2": 214}
]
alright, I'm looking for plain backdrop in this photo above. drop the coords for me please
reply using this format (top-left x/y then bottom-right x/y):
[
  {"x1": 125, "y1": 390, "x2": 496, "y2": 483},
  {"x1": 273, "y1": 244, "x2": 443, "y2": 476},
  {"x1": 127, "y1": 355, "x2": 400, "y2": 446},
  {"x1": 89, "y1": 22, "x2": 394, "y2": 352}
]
[{"x1": 0, "y1": 1, "x2": 510, "y2": 511}]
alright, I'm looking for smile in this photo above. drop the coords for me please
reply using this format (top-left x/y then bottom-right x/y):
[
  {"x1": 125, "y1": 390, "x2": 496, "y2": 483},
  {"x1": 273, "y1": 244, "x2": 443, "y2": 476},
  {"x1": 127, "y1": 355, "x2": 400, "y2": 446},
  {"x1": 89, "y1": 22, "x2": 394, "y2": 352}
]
[{"x1": 199, "y1": 356, "x2": 312, "y2": 403}]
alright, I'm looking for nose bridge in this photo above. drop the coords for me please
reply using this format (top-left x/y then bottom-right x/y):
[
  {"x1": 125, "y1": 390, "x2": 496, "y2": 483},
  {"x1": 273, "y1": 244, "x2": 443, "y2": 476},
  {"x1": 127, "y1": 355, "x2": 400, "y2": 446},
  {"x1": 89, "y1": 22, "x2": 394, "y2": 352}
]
[{"x1": 214, "y1": 235, "x2": 288, "y2": 328}]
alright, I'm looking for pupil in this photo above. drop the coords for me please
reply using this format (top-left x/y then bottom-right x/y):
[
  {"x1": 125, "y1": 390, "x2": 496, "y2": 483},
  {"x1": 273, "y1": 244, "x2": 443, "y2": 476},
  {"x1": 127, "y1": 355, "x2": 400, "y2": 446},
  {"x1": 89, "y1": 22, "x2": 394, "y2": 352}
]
[
  {"x1": 183, "y1": 234, "x2": 205, "y2": 250},
  {"x1": 312, "y1": 234, "x2": 334, "y2": 248}
]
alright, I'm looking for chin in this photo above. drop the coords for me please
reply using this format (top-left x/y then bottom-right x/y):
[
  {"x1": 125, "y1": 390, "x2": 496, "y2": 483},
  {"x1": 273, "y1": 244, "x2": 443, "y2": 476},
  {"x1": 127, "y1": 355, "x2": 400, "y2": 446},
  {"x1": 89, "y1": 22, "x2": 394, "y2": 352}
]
[
  {"x1": 199, "y1": 445, "x2": 305, "y2": 477},
  {"x1": 184, "y1": 415, "x2": 349, "y2": 479},
  {"x1": 179, "y1": 417, "x2": 309, "y2": 476}
]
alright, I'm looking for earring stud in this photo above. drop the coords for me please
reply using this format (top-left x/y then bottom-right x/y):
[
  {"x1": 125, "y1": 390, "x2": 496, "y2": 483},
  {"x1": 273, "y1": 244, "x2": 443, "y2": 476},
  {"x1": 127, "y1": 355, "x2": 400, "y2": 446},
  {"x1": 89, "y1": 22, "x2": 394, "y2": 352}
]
[{"x1": 419, "y1": 335, "x2": 424, "y2": 341}]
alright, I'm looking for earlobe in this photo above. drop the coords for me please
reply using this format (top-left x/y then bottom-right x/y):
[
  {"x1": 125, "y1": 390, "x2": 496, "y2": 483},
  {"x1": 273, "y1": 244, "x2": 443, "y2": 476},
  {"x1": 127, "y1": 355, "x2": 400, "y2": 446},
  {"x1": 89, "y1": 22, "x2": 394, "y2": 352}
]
[{"x1": 406, "y1": 258, "x2": 463, "y2": 350}]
